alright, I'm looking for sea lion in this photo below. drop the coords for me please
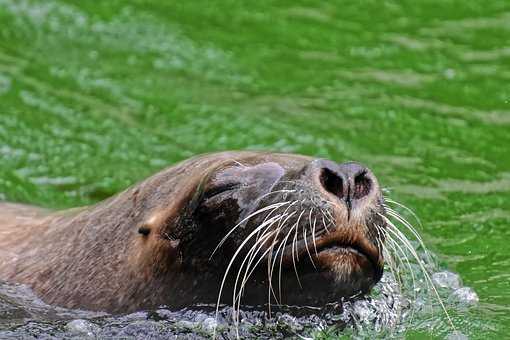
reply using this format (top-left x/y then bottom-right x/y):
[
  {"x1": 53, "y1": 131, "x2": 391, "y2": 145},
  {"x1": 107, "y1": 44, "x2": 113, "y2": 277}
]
[{"x1": 0, "y1": 151, "x2": 387, "y2": 313}]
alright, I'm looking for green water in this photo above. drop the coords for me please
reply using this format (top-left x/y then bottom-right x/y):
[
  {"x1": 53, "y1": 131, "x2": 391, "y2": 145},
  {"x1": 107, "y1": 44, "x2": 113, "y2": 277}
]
[{"x1": 0, "y1": 0, "x2": 509, "y2": 338}]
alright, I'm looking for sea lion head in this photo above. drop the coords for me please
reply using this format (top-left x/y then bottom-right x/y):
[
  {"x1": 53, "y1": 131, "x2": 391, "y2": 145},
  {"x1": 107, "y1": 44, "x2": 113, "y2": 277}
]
[{"x1": 156, "y1": 153, "x2": 386, "y2": 307}]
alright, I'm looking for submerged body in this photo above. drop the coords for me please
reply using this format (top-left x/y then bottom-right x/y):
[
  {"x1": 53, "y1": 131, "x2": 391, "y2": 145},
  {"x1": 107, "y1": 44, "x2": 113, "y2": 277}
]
[{"x1": 0, "y1": 151, "x2": 387, "y2": 313}]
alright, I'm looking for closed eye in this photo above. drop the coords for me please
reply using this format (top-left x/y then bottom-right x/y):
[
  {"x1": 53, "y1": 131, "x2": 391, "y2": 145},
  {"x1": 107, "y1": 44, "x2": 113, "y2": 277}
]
[{"x1": 202, "y1": 182, "x2": 241, "y2": 201}]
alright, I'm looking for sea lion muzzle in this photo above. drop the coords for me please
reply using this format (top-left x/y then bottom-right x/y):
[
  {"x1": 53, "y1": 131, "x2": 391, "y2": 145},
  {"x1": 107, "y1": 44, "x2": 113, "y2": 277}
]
[{"x1": 191, "y1": 156, "x2": 386, "y2": 308}]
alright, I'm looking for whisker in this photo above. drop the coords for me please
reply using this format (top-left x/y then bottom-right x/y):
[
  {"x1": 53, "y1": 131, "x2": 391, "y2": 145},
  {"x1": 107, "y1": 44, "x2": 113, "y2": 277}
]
[
  {"x1": 210, "y1": 201, "x2": 290, "y2": 259},
  {"x1": 266, "y1": 237, "x2": 280, "y2": 316},
  {"x1": 321, "y1": 213, "x2": 330, "y2": 234},
  {"x1": 277, "y1": 219, "x2": 300, "y2": 300},
  {"x1": 213, "y1": 214, "x2": 284, "y2": 337},
  {"x1": 383, "y1": 219, "x2": 436, "y2": 326},
  {"x1": 291, "y1": 210, "x2": 306, "y2": 288},
  {"x1": 311, "y1": 216, "x2": 319, "y2": 257},
  {"x1": 383, "y1": 231, "x2": 418, "y2": 326},
  {"x1": 266, "y1": 233, "x2": 285, "y2": 310},
  {"x1": 378, "y1": 213, "x2": 456, "y2": 330},
  {"x1": 266, "y1": 204, "x2": 299, "y2": 307},
  {"x1": 303, "y1": 208, "x2": 317, "y2": 269},
  {"x1": 377, "y1": 224, "x2": 417, "y2": 315},
  {"x1": 257, "y1": 189, "x2": 297, "y2": 202},
  {"x1": 384, "y1": 197, "x2": 423, "y2": 228},
  {"x1": 270, "y1": 230, "x2": 289, "y2": 303},
  {"x1": 233, "y1": 226, "x2": 280, "y2": 325},
  {"x1": 252, "y1": 200, "x2": 291, "y2": 251},
  {"x1": 237, "y1": 222, "x2": 281, "y2": 302},
  {"x1": 324, "y1": 208, "x2": 335, "y2": 226},
  {"x1": 385, "y1": 208, "x2": 433, "y2": 265},
  {"x1": 230, "y1": 159, "x2": 246, "y2": 167},
  {"x1": 377, "y1": 228, "x2": 403, "y2": 288},
  {"x1": 269, "y1": 211, "x2": 297, "y2": 302}
]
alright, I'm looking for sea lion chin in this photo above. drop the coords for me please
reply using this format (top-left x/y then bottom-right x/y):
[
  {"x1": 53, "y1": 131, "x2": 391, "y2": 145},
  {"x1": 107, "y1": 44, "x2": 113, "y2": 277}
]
[{"x1": 0, "y1": 151, "x2": 387, "y2": 313}]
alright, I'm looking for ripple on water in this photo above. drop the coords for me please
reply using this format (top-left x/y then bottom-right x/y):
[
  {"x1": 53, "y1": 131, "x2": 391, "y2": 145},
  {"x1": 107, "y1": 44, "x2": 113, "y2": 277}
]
[
  {"x1": 451, "y1": 287, "x2": 479, "y2": 305},
  {"x1": 433, "y1": 271, "x2": 462, "y2": 290},
  {"x1": 395, "y1": 172, "x2": 510, "y2": 200},
  {"x1": 386, "y1": 95, "x2": 510, "y2": 125},
  {"x1": 337, "y1": 69, "x2": 436, "y2": 88},
  {"x1": 0, "y1": 74, "x2": 11, "y2": 95}
]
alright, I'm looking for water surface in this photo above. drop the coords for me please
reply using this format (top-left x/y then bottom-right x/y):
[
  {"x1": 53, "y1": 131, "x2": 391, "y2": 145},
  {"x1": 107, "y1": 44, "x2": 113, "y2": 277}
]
[{"x1": 0, "y1": 0, "x2": 509, "y2": 338}]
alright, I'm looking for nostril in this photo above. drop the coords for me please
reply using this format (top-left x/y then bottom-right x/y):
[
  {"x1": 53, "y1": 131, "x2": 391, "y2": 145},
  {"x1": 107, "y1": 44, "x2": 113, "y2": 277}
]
[
  {"x1": 313, "y1": 160, "x2": 373, "y2": 202},
  {"x1": 320, "y1": 168, "x2": 344, "y2": 199},
  {"x1": 353, "y1": 171, "x2": 371, "y2": 199}
]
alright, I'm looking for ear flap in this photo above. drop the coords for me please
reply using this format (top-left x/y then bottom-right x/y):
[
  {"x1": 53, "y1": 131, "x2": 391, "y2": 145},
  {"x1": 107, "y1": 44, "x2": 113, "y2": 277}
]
[
  {"x1": 134, "y1": 157, "x2": 239, "y2": 237},
  {"x1": 138, "y1": 181, "x2": 200, "y2": 237},
  {"x1": 129, "y1": 175, "x2": 204, "y2": 274}
]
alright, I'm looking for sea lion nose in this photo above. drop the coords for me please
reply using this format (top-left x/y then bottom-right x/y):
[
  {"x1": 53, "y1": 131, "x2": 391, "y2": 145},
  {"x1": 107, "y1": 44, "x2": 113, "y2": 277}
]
[
  {"x1": 313, "y1": 160, "x2": 373, "y2": 214},
  {"x1": 336, "y1": 162, "x2": 372, "y2": 201}
]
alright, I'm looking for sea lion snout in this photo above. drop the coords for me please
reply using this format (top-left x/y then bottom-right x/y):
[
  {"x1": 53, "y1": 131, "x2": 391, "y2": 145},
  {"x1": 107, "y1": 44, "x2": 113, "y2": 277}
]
[
  {"x1": 187, "y1": 155, "x2": 387, "y2": 307},
  {"x1": 308, "y1": 160, "x2": 374, "y2": 197},
  {"x1": 304, "y1": 159, "x2": 379, "y2": 219}
]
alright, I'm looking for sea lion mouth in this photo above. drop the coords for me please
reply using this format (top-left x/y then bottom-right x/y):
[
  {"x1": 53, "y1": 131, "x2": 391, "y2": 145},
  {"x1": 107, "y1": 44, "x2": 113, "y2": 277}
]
[
  {"x1": 314, "y1": 241, "x2": 380, "y2": 270},
  {"x1": 276, "y1": 233, "x2": 382, "y2": 277},
  {"x1": 255, "y1": 230, "x2": 383, "y2": 305}
]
